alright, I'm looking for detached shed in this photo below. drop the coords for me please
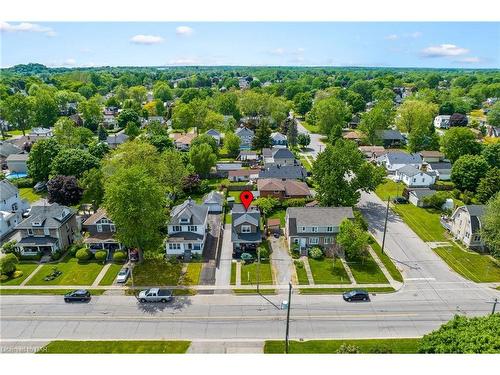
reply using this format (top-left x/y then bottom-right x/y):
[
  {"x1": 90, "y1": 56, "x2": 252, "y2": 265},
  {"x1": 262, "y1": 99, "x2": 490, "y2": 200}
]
[
  {"x1": 203, "y1": 191, "x2": 224, "y2": 213},
  {"x1": 267, "y1": 218, "x2": 281, "y2": 235}
]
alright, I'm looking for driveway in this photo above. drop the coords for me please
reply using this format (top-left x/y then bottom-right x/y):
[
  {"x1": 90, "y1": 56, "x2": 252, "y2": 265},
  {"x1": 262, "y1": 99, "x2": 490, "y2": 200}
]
[
  {"x1": 199, "y1": 213, "x2": 222, "y2": 286},
  {"x1": 214, "y1": 224, "x2": 233, "y2": 287},
  {"x1": 270, "y1": 235, "x2": 295, "y2": 287},
  {"x1": 296, "y1": 118, "x2": 325, "y2": 158}
]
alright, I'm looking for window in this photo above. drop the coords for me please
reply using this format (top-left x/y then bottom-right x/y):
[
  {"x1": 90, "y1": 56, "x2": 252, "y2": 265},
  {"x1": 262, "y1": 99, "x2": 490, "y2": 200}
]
[
  {"x1": 100, "y1": 219, "x2": 109, "y2": 224},
  {"x1": 27, "y1": 229, "x2": 34, "y2": 236},
  {"x1": 110, "y1": 224, "x2": 116, "y2": 232},
  {"x1": 172, "y1": 225, "x2": 182, "y2": 232},
  {"x1": 169, "y1": 243, "x2": 181, "y2": 250},
  {"x1": 309, "y1": 237, "x2": 319, "y2": 245},
  {"x1": 293, "y1": 238, "x2": 300, "y2": 244},
  {"x1": 97, "y1": 224, "x2": 103, "y2": 233},
  {"x1": 301, "y1": 226, "x2": 306, "y2": 232},
  {"x1": 311, "y1": 227, "x2": 318, "y2": 233},
  {"x1": 180, "y1": 218, "x2": 189, "y2": 224},
  {"x1": 44, "y1": 228, "x2": 50, "y2": 236},
  {"x1": 324, "y1": 237, "x2": 333, "y2": 244},
  {"x1": 241, "y1": 225, "x2": 251, "y2": 233},
  {"x1": 188, "y1": 226, "x2": 197, "y2": 232},
  {"x1": 326, "y1": 227, "x2": 333, "y2": 232},
  {"x1": 193, "y1": 243, "x2": 201, "y2": 250},
  {"x1": 11, "y1": 203, "x2": 18, "y2": 211}
]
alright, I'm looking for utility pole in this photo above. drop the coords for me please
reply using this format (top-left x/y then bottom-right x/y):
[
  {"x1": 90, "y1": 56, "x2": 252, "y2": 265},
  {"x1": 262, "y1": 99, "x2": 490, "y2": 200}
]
[
  {"x1": 487, "y1": 298, "x2": 498, "y2": 315},
  {"x1": 256, "y1": 247, "x2": 261, "y2": 294},
  {"x1": 285, "y1": 282, "x2": 292, "y2": 354},
  {"x1": 381, "y1": 196, "x2": 390, "y2": 254}
]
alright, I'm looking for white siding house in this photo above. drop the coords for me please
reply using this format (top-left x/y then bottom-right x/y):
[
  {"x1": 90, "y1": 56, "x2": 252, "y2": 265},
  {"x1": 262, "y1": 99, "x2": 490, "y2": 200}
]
[{"x1": 395, "y1": 165, "x2": 436, "y2": 188}]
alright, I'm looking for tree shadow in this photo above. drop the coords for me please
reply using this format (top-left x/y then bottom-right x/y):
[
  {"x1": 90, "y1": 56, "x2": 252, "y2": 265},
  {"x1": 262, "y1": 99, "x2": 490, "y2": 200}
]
[{"x1": 135, "y1": 295, "x2": 192, "y2": 315}]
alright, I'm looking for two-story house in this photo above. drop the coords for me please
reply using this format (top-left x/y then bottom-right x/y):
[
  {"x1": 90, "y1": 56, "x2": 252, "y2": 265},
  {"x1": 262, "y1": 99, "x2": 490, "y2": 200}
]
[
  {"x1": 0, "y1": 180, "x2": 29, "y2": 240},
  {"x1": 231, "y1": 204, "x2": 262, "y2": 253},
  {"x1": 257, "y1": 178, "x2": 311, "y2": 200},
  {"x1": 82, "y1": 208, "x2": 123, "y2": 259},
  {"x1": 285, "y1": 207, "x2": 354, "y2": 255},
  {"x1": 376, "y1": 151, "x2": 423, "y2": 173},
  {"x1": 263, "y1": 147, "x2": 297, "y2": 167},
  {"x1": 448, "y1": 205, "x2": 486, "y2": 251},
  {"x1": 14, "y1": 203, "x2": 78, "y2": 255},
  {"x1": 166, "y1": 198, "x2": 209, "y2": 257},
  {"x1": 235, "y1": 127, "x2": 254, "y2": 150}
]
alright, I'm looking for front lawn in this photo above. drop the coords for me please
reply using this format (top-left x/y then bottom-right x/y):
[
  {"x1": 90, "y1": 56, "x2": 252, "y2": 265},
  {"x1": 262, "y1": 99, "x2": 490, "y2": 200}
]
[
  {"x1": 369, "y1": 237, "x2": 403, "y2": 282},
  {"x1": 230, "y1": 261, "x2": 237, "y2": 285},
  {"x1": 0, "y1": 289, "x2": 106, "y2": 295},
  {"x1": 294, "y1": 260, "x2": 309, "y2": 285},
  {"x1": 38, "y1": 340, "x2": 190, "y2": 354},
  {"x1": 300, "y1": 121, "x2": 320, "y2": 134},
  {"x1": 375, "y1": 179, "x2": 405, "y2": 201},
  {"x1": 27, "y1": 257, "x2": 104, "y2": 286},
  {"x1": 392, "y1": 204, "x2": 447, "y2": 242},
  {"x1": 19, "y1": 187, "x2": 46, "y2": 203},
  {"x1": 184, "y1": 262, "x2": 203, "y2": 285},
  {"x1": 98, "y1": 263, "x2": 125, "y2": 286},
  {"x1": 264, "y1": 338, "x2": 420, "y2": 354},
  {"x1": 308, "y1": 258, "x2": 350, "y2": 284},
  {"x1": 0, "y1": 263, "x2": 39, "y2": 286},
  {"x1": 233, "y1": 289, "x2": 276, "y2": 294},
  {"x1": 434, "y1": 245, "x2": 500, "y2": 283},
  {"x1": 131, "y1": 259, "x2": 183, "y2": 286},
  {"x1": 240, "y1": 260, "x2": 273, "y2": 285},
  {"x1": 347, "y1": 253, "x2": 389, "y2": 284}
]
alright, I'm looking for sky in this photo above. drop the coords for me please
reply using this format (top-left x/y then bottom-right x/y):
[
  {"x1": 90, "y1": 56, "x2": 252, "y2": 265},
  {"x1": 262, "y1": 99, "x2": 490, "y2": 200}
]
[{"x1": 1, "y1": 22, "x2": 499, "y2": 69}]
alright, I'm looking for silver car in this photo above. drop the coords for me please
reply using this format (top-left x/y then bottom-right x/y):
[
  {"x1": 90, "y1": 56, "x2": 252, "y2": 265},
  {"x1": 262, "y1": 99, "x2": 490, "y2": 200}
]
[{"x1": 116, "y1": 267, "x2": 130, "y2": 283}]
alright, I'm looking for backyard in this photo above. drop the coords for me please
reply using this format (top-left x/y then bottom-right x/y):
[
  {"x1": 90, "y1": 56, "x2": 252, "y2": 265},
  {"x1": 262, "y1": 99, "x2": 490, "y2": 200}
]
[{"x1": 19, "y1": 187, "x2": 46, "y2": 203}]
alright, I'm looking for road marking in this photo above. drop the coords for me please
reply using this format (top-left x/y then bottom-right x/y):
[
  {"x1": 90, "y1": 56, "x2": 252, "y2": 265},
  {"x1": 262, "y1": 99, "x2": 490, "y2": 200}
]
[{"x1": 0, "y1": 313, "x2": 418, "y2": 322}]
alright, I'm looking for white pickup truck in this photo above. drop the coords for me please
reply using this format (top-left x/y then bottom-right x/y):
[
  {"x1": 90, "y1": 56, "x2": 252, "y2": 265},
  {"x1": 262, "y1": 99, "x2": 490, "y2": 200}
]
[{"x1": 137, "y1": 288, "x2": 173, "y2": 303}]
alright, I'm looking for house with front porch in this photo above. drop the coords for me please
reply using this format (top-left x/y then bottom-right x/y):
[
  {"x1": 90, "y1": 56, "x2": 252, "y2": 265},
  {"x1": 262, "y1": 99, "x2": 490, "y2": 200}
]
[
  {"x1": 82, "y1": 208, "x2": 123, "y2": 259},
  {"x1": 166, "y1": 198, "x2": 209, "y2": 257},
  {"x1": 285, "y1": 207, "x2": 354, "y2": 256},
  {"x1": 14, "y1": 203, "x2": 78, "y2": 256},
  {"x1": 231, "y1": 204, "x2": 262, "y2": 253}
]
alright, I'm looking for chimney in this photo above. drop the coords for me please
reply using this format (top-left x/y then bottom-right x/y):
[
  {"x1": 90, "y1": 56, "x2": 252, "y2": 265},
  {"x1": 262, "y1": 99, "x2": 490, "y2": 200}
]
[{"x1": 421, "y1": 162, "x2": 428, "y2": 172}]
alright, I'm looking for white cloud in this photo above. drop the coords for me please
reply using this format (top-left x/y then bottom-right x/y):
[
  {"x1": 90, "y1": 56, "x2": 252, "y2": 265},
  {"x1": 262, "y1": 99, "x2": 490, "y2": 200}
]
[
  {"x1": 0, "y1": 21, "x2": 55, "y2": 36},
  {"x1": 421, "y1": 44, "x2": 469, "y2": 58},
  {"x1": 454, "y1": 56, "x2": 481, "y2": 63},
  {"x1": 175, "y1": 26, "x2": 194, "y2": 37},
  {"x1": 130, "y1": 34, "x2": 164, "y2": 45},
  {"x1": 385, "y1": 34, "x2": 399, "y2": 40},
  {"x1": 62, "y1": 58, "x2": 76, "y2": 66},
  {"x1": 168, "y1": 58, "x2": 200, "y2": 65}
]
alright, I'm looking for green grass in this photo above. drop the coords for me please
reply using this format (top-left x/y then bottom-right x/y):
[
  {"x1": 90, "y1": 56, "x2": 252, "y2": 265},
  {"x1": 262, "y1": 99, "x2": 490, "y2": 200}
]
[
  {"x1": 224, "y1": 211, "x2": 232, "y2": 224},
  {"x1": 434, "y1": 244, "x2": 500, "y2": 283},
  {"x1": 241, "y1": 260, "x2": 273, "y2": 285},
  {"x1": 300, "y1": 121, "x2": 320, "y2": 134},
  {"x1": 184, "y1": 262, "x2": 203, "y2": 285},
  {"x1": 347, "y1": 253, "x2": 389, "y2": 284},
  {"x1": 268, "y1": 209, "x2": 286, "y2": 227},
  {"x1": 375, "y1": 179, "x2": 405, "y2": 201},
  {"x1": 38, "y1": 340, "x2": 190, "y2": 354},
  {"x1": 0, "y1": 289, "x2": 106, "y2": 295},
  {"x1": 131, "y1": 259, "x2": 183, "y2": 286},
  {"x1": 307, "y1": 258, "x2": 350, "y2": 284},
  {"x1": 264, "y1": 338, "x2": 420, "y2": 354},
  {"x1": 227, "y1": 191, "x2": 243, "y2": 203},
  {"x1": 233, "y1": 289, "x2": 276, "y2": 294},
  {"x1": 294, "y1": 260, "x2": 310, "y2": 285},
  {"x1": 299, "y1": 156, "x2": 313, "y2": 172},
  {"x1": 299, "y1": 287, "x2": 395, "y2": 294},
  {"x1": 6, "y1": 128, "x2": 32, "y2": 136},
  {"x1": 27, "y1": 257, "x2": 104, "y2": 286},
  {"x1": 98, "y1": 263, "x2": 125, "y2": 286},
  {"x1": 0, "y1": 263, "x2": 39, "y2": 286},
  {"x1": 18, "y1": 187, "x2": 46, "y2": 203},
  {"x1": 230, "y1": 261, "x2": 237, "y2": 285},
  {"x1": 392, "y1": 204, "x2": 447, "y2": 242},
  {"x1": 369, "y1": 237, "x2": 403, "y2": 282}
]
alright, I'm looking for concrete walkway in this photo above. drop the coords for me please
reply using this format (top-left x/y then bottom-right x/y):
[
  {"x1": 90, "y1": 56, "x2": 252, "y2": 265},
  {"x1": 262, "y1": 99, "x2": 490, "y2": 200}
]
[
  {"x1": 367, "y1": 246, "x2": 401, "y2": 289},
  {"x1": 19, "y1": 264, "x2": 43, "y2": 286},
  {"x1": 301, "y1": 257, "x2": 315, "y2": 285},
  {"x1": 215, "y1": 224, "x2": 233, "y2": 286},
  {"x1": 91, "y1": 263, "x2": 112, "y2": 287},
  {"x1": 340, "y1": 258, "x2": 356, "y2": 284},
  {"x1": 235, "y1": 261, "x2": 242, "y2": 286},
  {"x1": 270, "y1": 236, "x2": 295, "y2": 285}
]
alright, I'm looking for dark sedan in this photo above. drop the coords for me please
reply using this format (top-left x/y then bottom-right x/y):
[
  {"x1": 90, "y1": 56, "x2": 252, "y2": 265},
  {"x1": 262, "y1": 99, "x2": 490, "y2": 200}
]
[
  {"x1": 342, "y1": 290, "x2": 370, "y2": 302},
  {"x1": 64, "y1": 289, "x2": 91, "y2": 303}
]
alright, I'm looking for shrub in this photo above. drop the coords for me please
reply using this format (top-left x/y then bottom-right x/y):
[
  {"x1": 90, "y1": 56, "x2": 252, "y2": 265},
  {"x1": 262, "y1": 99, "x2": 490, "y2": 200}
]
[
  {"x1": 68, "y1": 244, "x2": 80, "y2": 257},
  {"x1": 336, "y1": 344, "x2": 360, "y2": 354},
  {"x1": 369, "y1": 345, "x2": 393, "y2": 354},
  {"x1": 0, "y1": 253, "x2": 19, "y2": 276},
  {"x1": 422, "y1": 191, "x2": 451, "y2": 210},
  {"x1": 94, "y1": 251, "x2": 107, "y2": 263},
  {"x1": 294, "y1": 260, "x2": 304, "y2": 269},
  {"x1": 308, "y1": 247, "x2": 323, "y2": 259},
  {"x1": 20, "y1": 253, "x2": 41, "y2": 261},
  {"x1": 75, "y1": 248, "x2": 92, "y2": 261},
  {"x1": 1, "y1": 240, "x2": 17, "y2": 254},
  {"x1": 283, "y1": 198, "x2": 313, "y2": 208},
  {"x1": 11, "y1": 270, "x2": 24, "y2": 279},
  {"x1": 258, "y1": 246, "x2": 269, "y2": 260},
  {"x1": 113, "y1": 251, "x2": 127, "y2": 263},
  {"x1": 353, "y1": 210, "x2": 368, "y2": 231},
  {"x1": 50, "y1": 251, "x2": 62, "y2": 261},
  {"x1": 12, "y1": 177, "x2": 34, "y2": 188}
]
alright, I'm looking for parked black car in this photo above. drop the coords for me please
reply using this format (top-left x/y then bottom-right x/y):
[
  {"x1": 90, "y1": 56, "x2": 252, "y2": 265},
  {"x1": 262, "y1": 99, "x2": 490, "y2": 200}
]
[
  {"x1": 392, "y1": 196, "x2": 408, "y2": 204},
  {"x1": 64, "y1": 289, "x2": 91, "y2": 303},
  {"x1": 342, "y1": 290, "x2": 370, "y2": 302}
]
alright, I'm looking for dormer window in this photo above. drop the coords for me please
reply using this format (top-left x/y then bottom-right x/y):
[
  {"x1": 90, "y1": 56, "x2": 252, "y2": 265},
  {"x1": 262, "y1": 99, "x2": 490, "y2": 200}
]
[
  {"x1": 180, "y1": 218, "x2": 189, "y2": 224},
  {"x1": 31, "y1": 220, "x2": 43, "y2": 227}
]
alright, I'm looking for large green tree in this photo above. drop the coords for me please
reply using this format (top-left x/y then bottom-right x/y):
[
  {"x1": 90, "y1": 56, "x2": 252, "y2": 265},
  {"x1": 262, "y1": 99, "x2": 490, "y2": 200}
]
[
  {"x1": 27, "y1": 138, "x2": 61, "y2": 182},
  {"x1": 80, "y1": 167, "x2": 105, "y2": 210},
  {"x1": 487, "y1": 101, "x2": 500, "y2": 126},
  {"x1": 441, "y1": 127, "x2": 483, "y2": 163},
  {"x1": 307, "y1": 96, "x2": 351, "y2": 137},
  {"x1": 313, "y1": 140, "x2": 385, "y2": 206},
  {"x1": 51, "y1": 149, "x2": 100, "y2": 179},
  {"x1": 481, "y1": 192, "x2": 500, "y2": 257},
  {"x1": 476, "y1": 168, "x2": 500, "y2": 204},
  {"x1": 162, "y1": 149, "x2": 189, "y2": 195},
  {"x1": 395, "y1": 100, "x2": 437, "y2": 134},
  {"x1": 224, "y1": 132, "x2": 241, "y2": 158},
  {"x1": 189, "y1": 143, "x2": 217, "y2": 178},
  {"x1": 1, "y1": 93, "x2": 33, "y2": 136},
  {"x1": 171, "y1": 102, "x2": 195, "y2": 133},
  {"x1": 358, "y1": 100, "x2": 394, "y2": 145},
  {"x1": 450, "y1": 155, "x2": 489, "y2": 192},
  {"x1": 337, "y1": 219, "x2": 369, "y2": 260},
  {"x1": 32, "y1": 89, "x2": 59, "y2": 127},
  {"x1": 79, "y1": 95, "x2": 103, "y2": 131},
  {"x1": 104, "y1": 165, "x2": 166, "y2": 253},
  {"x1": 252, "y1": 119, "x2": 272, "y2": 150},
  {"x1": 153, "y1": 82, "x2": 173, "y2": 102},
  {"x1": 419, "y1": 314, "x2": 500, "y2": 353},
  {"x1": 481, "y1": 143, "x2": 500, "y2": 168}
]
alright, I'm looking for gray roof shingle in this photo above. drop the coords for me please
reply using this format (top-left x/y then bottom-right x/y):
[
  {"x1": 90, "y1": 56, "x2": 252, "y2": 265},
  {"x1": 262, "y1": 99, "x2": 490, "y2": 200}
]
[
  {"x1": 16, "y1": 203, "x2": 75, "y2": 229},
  {"x1": 170, "y1": 199, "x2": 208, "y2": 226},
  {"x1": 286, "y1": 207, "x2": 354, "y2": 229}
]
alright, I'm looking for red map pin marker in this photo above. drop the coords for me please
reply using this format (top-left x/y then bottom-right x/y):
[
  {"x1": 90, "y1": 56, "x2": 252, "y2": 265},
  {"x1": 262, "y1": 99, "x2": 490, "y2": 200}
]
[{"x1": 240, "y1": 191, "x2": 254, "y2": 210}]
